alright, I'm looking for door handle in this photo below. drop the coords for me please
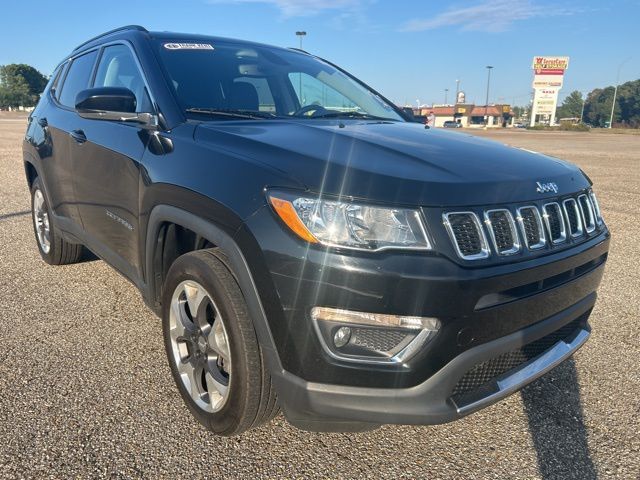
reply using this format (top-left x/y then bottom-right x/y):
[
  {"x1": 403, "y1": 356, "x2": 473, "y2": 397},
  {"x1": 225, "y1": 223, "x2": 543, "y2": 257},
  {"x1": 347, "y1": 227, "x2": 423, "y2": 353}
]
[{"x1": 70, "y1": 129, "x2": 87, "y2": 144}]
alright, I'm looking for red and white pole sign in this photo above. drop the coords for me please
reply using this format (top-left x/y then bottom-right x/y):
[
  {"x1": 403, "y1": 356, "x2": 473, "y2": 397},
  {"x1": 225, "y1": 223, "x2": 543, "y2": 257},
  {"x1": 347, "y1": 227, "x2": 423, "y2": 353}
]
[{"x1": 530, "y1": 56, "x2": 569, "y2": 126}]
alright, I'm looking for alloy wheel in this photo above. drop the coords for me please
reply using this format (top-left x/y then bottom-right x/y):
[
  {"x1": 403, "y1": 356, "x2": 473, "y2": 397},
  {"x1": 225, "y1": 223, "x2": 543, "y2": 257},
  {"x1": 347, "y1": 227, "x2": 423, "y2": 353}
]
[
  {"x1": 33, "y1": 189, "x2": 51, "y2": 254},
  {"x1": 169, "y1": 280, "x2": 232, "y2": 412}
]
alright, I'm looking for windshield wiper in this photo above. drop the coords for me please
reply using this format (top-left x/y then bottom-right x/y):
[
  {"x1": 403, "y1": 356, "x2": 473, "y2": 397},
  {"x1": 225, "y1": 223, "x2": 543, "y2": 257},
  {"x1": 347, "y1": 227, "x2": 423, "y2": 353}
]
[
  {"x1": 185, "y1": 108, "x2": 277, "y2": 120},
  {"x1": 309, "y1": 111, "x2": 395, "y2": 121}
]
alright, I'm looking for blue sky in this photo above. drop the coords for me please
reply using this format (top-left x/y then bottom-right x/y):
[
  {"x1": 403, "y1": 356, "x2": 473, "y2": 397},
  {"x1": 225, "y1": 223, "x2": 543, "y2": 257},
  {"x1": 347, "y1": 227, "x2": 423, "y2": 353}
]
[{"x1": 1, "y1": 0, "x2": 638, "y2": 106}]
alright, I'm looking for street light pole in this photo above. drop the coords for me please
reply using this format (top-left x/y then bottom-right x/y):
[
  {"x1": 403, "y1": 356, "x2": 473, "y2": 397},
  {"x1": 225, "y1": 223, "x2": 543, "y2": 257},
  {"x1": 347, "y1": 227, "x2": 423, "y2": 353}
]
[
  {"x1": 609, "y1": 57, "x2": 631, "y2": 128},
  {"x1": 455, "y1": 79, "x2": 460, "y2": 103},
  {"x1": 295, "y1": 31, "x2": 307, "y2": 50},
  {"x1": 484, "y1": 66, "x2": 493, "y2": 128},
  {"x1": 444, "y1": 88, "x2": 449, "y2": 104},
  {"x1": 579, "y1": 92, "x2": 586, "y2": 124},
  {"x1": 295, "y1": 31, "x2": 307, "y2": 102}
]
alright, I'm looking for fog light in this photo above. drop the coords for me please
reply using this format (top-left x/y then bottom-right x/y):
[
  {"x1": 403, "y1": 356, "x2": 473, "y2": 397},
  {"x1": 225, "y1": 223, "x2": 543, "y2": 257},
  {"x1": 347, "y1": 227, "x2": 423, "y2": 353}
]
[
  {"x1": 311, "y1": 307, "x2": 440, "y2": 364},
  {"x1": 333, "y1": 327, "x2": 352, "y2": 348}
]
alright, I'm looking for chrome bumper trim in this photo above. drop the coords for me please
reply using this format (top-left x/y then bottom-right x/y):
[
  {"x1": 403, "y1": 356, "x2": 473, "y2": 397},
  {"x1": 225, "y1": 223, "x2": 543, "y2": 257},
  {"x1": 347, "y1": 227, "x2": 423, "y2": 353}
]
[{"x1": 455, "y1": 328, "x2": 590, "y2": 415}]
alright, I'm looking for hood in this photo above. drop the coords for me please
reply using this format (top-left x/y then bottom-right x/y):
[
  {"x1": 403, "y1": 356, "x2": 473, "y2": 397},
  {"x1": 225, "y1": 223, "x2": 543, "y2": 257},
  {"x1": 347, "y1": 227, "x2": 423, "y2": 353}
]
[{"x1": 194, "y1": 120, "x2": 589, "y2": 207}]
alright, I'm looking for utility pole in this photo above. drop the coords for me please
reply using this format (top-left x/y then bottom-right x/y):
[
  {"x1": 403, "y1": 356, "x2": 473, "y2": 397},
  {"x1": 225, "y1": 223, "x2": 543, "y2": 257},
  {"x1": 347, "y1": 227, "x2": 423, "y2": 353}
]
[
  {"x1": 579, "y1": 93, "x2": 586, "y2": 124},
  {"x1": 609, "y1": 57, "x2": 631, "y2": 128},
  {"x1": 484, "y1": 66, "x2": 493, "y2": 129},
  {"x1": 444, "y1": 89, "x2": 449, "y2": 104},
  {"x1": 455, "y1": 79, "x2": 460, "y2": 103}
]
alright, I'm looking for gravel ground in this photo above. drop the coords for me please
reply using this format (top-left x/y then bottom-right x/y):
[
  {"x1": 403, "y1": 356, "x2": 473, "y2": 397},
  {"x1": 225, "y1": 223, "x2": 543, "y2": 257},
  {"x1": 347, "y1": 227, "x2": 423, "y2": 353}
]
[{"x1": 0, "y1": 117, "x2": 638, "y2": 479}]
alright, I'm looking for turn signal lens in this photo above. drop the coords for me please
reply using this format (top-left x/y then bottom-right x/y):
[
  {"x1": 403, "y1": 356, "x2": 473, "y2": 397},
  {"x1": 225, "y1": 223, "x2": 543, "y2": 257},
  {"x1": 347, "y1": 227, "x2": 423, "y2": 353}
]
[{"x1": 269, "y1": 196, "x2": 318, "y2": 244}]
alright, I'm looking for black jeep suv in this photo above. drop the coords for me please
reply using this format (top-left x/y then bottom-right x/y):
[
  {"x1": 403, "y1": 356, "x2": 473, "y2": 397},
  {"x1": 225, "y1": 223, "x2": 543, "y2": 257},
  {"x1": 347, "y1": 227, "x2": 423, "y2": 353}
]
[{"x1": 24, "y1": 26, "x2": 609, "y2": 435}]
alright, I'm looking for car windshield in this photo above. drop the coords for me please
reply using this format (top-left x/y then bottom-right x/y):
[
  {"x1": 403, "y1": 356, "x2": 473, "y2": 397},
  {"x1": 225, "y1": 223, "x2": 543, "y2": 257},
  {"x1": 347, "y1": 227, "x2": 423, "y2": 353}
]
[{"x1": 153, "y1": 38, "x2": 404, "y2": 121}]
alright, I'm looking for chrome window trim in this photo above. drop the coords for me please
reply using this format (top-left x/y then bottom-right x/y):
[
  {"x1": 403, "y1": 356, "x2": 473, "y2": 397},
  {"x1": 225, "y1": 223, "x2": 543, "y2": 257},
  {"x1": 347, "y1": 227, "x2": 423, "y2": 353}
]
[
  {"x1": 483, "y1": 209, "x2": 521, "y2": 255},
  {"x1": 516, "y1": 206, "x2": 546, "y2": 250},
  {"x1": 542, "y1": 202, "x2": 567, "y2": 244},
  {"x1": 442, "y1": 211, "x2": 490, "y2": 260},
  {"x1": 578, "y1": 194, "x2": 596, "y2": 233},
  {"x1": 562, "y1": 198, "x2": 584, "y2": 238}
]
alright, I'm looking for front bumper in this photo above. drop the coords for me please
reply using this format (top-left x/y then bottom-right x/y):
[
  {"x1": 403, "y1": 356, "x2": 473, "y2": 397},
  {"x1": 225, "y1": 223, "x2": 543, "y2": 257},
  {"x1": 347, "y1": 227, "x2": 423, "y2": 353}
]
[{"x1": 273, "y1": 295, "x2": 593, "y2": 431}]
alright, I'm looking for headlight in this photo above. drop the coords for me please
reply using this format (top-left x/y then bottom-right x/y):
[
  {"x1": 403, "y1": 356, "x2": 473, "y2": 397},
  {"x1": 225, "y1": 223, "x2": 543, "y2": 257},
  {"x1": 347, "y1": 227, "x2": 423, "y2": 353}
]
[{"x1": 268, "y1": 192, "x2": 431, "y2": 251}]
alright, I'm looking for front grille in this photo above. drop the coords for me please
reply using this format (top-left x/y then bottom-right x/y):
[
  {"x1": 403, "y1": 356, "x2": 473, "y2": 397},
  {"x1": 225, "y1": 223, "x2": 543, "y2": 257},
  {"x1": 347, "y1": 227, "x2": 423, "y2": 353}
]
[
  {"x1": 443, "y1": 212, "x2": 488, "y2": 260},
  {"x1": 443, "y1": 190, "x2": 604, "y2": 261},
  {"x1": 451, "y1": 315, "x2": 586, "y2": 406},
  {"x1": 485, "y1": 209, "x2": 519, "y2": 255}
]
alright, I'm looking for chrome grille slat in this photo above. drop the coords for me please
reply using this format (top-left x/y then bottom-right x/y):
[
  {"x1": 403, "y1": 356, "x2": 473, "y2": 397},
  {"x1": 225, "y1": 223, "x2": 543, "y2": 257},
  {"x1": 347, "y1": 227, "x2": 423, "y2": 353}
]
[
  {"x1": 543, "y1": 202, "x2": 567, "y2": 244},
  {"x1": 578, "y1": 194, "x2": 596, "y2": 233},
  {"x1": 516, "y1": 206, "x2": 546, "y2": 250},
  {"x1": 589, "y1": 191, "x2": 603, "y2": 226},
  {"x1": 443, "y1": 212, "x2": 489, "y2": 260},
  {"x1": 484, "y1": 209, "x2": 520, "y2": 255},
  {"x1": 562, "y1": 198, "x2": 583, "y2": 237}
]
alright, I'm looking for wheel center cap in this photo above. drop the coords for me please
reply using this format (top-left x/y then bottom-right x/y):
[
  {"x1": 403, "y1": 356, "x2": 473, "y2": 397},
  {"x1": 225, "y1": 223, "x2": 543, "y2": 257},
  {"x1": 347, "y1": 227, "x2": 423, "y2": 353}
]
[{"x1": 197, "y1": 337, "x2": 208, "y2": 352}]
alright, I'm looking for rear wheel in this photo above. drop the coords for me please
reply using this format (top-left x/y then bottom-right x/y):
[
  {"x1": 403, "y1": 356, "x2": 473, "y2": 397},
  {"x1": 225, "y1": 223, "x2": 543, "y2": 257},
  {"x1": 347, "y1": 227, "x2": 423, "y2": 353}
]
[
  {"x1": 162, "y1": 248, "x2": 278, "y2": 435},
  {"x1": 30, "y1": 177, "x2": 83, "y2": 265}
]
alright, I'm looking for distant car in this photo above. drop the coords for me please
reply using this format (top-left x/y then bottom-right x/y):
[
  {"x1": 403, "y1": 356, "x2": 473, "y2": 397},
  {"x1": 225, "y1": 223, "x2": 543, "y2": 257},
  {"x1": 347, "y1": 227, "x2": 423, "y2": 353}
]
[
  {"x1": 514, "y1": 123, "x2": 527, "y2": 129},
  {"x1": 443, "y1": 120, "x2": 462, "y2": 128}
]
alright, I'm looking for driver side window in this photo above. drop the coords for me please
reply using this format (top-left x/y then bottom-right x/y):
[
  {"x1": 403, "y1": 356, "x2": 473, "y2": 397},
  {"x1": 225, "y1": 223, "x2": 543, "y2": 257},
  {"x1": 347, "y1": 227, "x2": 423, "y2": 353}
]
[{"x1": 93, "y1": 44, "x2": 153, "y2": 113}]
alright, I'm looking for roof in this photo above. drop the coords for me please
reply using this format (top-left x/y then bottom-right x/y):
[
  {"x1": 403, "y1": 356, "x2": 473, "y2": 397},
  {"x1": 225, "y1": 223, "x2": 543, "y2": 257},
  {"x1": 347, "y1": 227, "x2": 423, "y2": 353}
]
[
  {"x1": 147, "y1": 30, "x2": 299, "y2": 55},
  {"x1": 72, "y1": 25, "x2": 303, "y2": 58}
]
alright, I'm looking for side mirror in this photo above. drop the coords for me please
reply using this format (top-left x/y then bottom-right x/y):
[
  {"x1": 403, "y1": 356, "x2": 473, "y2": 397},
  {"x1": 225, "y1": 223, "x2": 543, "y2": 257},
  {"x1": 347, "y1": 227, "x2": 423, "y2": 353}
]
[{"x1": 75, "y1": 87, "x2": 156, "y2": 127}]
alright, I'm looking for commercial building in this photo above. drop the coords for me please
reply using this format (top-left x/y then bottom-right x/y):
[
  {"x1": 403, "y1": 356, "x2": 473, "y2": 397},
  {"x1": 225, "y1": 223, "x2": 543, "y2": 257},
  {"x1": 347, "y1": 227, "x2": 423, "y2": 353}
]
[{"x1": 412, "y1": 104, "x2": 515, "y2": 128}]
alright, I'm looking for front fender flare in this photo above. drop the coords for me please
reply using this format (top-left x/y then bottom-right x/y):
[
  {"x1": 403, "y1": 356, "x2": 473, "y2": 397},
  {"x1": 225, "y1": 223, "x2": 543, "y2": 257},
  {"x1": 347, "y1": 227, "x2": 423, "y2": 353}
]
[{"x1": 145, "y1": 204, "x2": 283, "y2": 375}]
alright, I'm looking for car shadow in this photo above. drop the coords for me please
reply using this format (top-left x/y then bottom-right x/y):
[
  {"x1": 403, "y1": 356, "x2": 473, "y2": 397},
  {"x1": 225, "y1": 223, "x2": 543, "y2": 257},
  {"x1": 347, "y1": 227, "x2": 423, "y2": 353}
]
[
  {"x1": 0, "y1": 210, "x2": 31, "y2": 221},
  {"x1": 0, "y1": 209, "x2": 99, "y2": 263},
  {"x1": 521, "y1": 358, "x2": 597, "y2": 480}
]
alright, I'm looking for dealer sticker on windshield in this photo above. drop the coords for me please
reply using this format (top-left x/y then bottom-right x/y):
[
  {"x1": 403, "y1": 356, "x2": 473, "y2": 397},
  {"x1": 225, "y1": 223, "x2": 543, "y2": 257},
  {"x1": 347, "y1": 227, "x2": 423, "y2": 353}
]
[{"x1": 163, "y1": 43, "x2": 214, "y2": 50}]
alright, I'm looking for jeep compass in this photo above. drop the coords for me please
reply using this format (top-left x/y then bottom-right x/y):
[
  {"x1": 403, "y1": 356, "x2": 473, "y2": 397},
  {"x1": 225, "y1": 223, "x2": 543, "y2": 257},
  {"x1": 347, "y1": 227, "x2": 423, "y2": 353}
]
[{"x1": 23, "y1": 26, "x2": 609, "y2": 435}]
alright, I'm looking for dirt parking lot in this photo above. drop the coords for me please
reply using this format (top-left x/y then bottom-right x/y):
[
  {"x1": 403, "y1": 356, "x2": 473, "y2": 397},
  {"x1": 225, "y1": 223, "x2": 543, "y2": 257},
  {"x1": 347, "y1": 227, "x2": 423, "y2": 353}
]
[{"x1": 0, "y1": 114, "x2": 638, "y2": 479}]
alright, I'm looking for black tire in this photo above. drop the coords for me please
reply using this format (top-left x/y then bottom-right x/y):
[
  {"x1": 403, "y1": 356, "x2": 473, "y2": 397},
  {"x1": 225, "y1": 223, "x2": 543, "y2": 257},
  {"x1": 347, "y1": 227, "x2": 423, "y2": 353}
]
[
  {"x1": 30, "y1": 177, "x2": 83, "y2": 265},
  {"x1": 162, "y1": 248, "x2": 279, "y2": 435}
]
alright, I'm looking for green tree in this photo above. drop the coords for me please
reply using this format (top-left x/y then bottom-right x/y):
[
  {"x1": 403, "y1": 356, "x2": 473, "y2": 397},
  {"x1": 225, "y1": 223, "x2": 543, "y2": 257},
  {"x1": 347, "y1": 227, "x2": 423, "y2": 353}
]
[
  {"x1": 583, "y1": 87, "x2": 615, "y2": 127},
  {"x1": 556, "y1": 90, "x2": 584, "y2": 120},
  {"x1": 582, "y1": 80, "x2": 640, "y2": 128},
  {"x1": 615, "y1": 79, "x2": 640, "y2": 127},
  {"x1": 0, "y1": 63, "x2": 48, "y2": 108}
]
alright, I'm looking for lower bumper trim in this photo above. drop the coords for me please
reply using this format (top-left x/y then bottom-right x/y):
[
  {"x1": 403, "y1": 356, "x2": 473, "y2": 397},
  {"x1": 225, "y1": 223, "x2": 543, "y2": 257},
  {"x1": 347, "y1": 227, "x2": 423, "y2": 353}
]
[{"x1": 454, "y1": 327, "x2": 589, "y2": 415}]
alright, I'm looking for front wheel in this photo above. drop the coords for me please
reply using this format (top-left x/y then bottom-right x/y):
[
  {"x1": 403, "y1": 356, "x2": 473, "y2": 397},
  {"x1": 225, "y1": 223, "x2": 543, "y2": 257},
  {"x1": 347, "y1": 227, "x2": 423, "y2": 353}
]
[{"x1": 162, "y1": 248, "x2": 278, "y2": 435}]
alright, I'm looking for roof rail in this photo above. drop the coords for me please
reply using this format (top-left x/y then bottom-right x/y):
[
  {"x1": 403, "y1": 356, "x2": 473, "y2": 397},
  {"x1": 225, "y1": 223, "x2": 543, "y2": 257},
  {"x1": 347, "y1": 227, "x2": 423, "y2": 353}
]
[
  {"x1": 73, "y1": 25, "x2": 148, "y2": 52},
  {"x1": 288, "y1": 47, "x2": 310, "y2": 55}
]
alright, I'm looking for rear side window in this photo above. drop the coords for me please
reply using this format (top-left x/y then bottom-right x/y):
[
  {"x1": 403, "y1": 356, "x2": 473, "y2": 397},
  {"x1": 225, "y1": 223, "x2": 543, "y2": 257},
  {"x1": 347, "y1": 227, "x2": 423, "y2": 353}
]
[
  {"x1": 58, "y1": 50, "x2": 98, "y2": 108},
  {"x1": 93, "y1": 44, "x2": 153, "y2": 112}
]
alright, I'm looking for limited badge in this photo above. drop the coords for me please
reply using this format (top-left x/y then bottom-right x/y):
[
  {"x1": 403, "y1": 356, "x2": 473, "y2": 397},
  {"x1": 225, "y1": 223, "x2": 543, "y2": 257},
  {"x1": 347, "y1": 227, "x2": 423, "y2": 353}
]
[{"x1": 163, "y1": 43, "x2": 214, "y2": 50}]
